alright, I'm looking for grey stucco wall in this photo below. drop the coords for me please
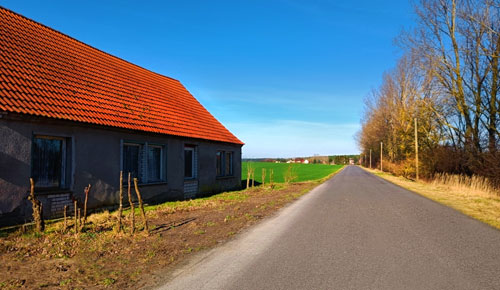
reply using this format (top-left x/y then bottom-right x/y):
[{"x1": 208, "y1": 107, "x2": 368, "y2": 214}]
[{"x1": 0, "y1": 116, "x2": 242, "y2": 224}]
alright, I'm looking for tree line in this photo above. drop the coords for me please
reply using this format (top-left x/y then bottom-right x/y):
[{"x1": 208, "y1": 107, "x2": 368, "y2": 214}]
[{"x1": 358, "y1": 0, "x2": 500, "y2": 186}]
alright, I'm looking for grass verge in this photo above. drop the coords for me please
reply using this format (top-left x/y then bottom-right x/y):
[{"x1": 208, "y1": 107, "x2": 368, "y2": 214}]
[
  {"x1": 0, "y1": 167, "x2": 342, "y2": 289},
  {"x1": 363, "y1": 167, "x2": 500, "y2": 230}
]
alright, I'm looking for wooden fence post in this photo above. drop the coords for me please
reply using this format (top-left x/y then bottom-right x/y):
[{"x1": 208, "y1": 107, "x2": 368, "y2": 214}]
[
  {"x1": 83, "y1": 184, "x2": 91, "y2": 225},
  {"x1": 63, "y1": 205, "x2": 68, "y2": 233},
  {"x1": 117, "y1": 171, "x2": 123, "y2": 233},
  {"x1": 133, "y1": 178, "x2": 149, "y2": 233},
  {"x1": 77, "y1": 208, "x2": 82, "y2": 232},
  {"x1": 246, "y1": 165, "x2": 251, "y2": 189},
  {"x1": 74, "y1": 200, "x2": 78, "y2": 234},
  {"x1": 127, "y1": 173, "x2": 135, "y2": 234}
]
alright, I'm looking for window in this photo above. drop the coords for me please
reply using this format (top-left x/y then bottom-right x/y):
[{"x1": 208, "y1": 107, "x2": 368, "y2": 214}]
[
  {"x1": 147, "y1": 145, "x2": 162, "y2": 182},
  {"x1": 216, "y1": 151, "x2": 234, "y2": 177},
  {"x1": 123, "y1": 143, "x2": 142, "y2": 181},
  {"x1": 184, "y1": 147, "x2": 196, "y2": 179},
  {"x1": 31, "y1": 136, "x2": 70, "y2": 189},
  {"x1": 122, "y1": 142, "x2": 166, "y2": 183},
  {"x1": 225, "y1": 152, "x2": 233, "y2": 176},
  {"x1": 216, "y1": 151, "x2": 223, "y2": 176}
]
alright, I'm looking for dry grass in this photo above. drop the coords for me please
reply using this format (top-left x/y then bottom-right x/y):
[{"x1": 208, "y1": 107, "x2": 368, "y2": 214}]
[
  {"x1": 431, "y1": 173, "x2": 499, "y2": 197},
  {"x1": 364, "y1": 167, "x2": 500, "y2": 230}
]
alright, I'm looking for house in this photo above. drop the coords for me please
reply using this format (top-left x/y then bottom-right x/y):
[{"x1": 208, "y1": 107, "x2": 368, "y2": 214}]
[
  {"x1": 294, "y1": 158, "x2": 305, "y2": 164},
  {"x1": 0, "y1": 7, "x2": 243, "y2": 225}
]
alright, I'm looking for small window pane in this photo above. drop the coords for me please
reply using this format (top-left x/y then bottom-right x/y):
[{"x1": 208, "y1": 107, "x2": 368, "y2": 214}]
[
  {"x1": 216, "y1": 151, "x2": 223, "y2": 176},
  {"x1": 225, "y1": 152, "x2": 233, "y2": 176},
  {"x1": 184, "y1": 149, "x2": 193, "y2": 178},
  {"x1": 32, "y1": 137, "x2": 63, "y2": 187},
  {"x1": 148, "y1": 146, "x2": 162, "y2": 182},
  {"x1": 123, "y1": 144, "x2": 140, "y2": 181}
]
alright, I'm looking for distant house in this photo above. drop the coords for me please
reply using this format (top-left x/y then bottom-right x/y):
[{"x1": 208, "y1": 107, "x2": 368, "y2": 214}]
[
  {"x1": 0, "y1": 8, "x2": 243, "y2": 225},
  {"x1": 295, "y1": 158, "x2": 305, "y2": 164},
  {"x1": 303, "y1": 160, "x2": 309, "y2": 164}
]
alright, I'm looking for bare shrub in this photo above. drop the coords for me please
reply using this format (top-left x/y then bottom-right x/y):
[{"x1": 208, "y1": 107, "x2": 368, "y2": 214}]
[
  {"x1": 385, "y1": 159, "x2": 416, "y2": 179},
  {"x1": 246, "y1": 163, "x2": 253, "y2": 189},
  {"x1": 284, "y1": 164, "x2": 298, "y2": 183}
]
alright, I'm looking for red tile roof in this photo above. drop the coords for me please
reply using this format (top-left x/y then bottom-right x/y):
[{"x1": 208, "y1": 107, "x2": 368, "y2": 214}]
[{"x1": 0, "y1": 7, "x2": 243, "y2": 145}]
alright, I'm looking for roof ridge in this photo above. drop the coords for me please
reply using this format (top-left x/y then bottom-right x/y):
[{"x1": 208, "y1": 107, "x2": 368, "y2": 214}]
[{"x1": 0, "y1": 5, "x2": 180, "y2": 83}]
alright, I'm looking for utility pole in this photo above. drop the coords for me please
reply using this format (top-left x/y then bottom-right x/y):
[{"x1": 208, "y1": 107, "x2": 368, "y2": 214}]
[
  {"x1": 369, "y1": 149, "x2": 372, "y2": 169},
  {"x1": 415, "y1": 118, "x2": 419, "y2": 181},
  {"x1": 380, "y1": 142, "x2": 383, "y2": 171}
]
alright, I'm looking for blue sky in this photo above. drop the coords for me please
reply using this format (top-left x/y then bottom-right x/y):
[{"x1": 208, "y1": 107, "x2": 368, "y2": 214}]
[{"x1": 1, "y1": 0, "x2": 415, "y2": 158}]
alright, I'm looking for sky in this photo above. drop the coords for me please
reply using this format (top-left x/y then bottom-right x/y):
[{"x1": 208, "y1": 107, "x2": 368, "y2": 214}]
[{"x1": 1, "y1": 0, "x2": 416, "y2": 158}]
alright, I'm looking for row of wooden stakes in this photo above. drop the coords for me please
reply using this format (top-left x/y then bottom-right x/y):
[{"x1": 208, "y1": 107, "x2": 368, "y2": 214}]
[
  {"x1": 245, "y1": 167, "x2": 274, "y2": 188},
  {"x1": 116, "y1": 171, "x2": 149, "y2": 234},
  {"x1": 27, "y1": 171, "x2": 149, "y2": 235}
]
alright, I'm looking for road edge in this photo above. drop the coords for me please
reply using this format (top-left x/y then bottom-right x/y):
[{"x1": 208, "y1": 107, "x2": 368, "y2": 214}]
[
  {"x1": 358, "y1": 166, "x2": 500, "y2": 231},
  {"x1": 149, "y1": 167, "x2": 345, "y2": 289}
]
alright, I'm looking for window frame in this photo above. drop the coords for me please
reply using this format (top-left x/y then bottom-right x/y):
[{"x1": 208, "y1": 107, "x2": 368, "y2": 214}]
[
  {"x1": 31, "y1": 134, "x2": 71, "y2": 191},
  {"x1": 147, "y1": 144, "x2": 164, "y2": 183},
  {"x1": 216, "y1": 151, "x2": 224, "y2": 177},
  {"x1": 121, "y1": 140, "x2": 167, "y2": 184},
  {"x1": 225, "y1": 151, "x2": 234, "y2": 176},
  {"x1": 216, "y1": 150, "x2": 234, "y2": 178},
  {"x1": 122, "y1": 142, "x2": 143, "y2": 182},
  {"x1": 184, "y1": 146, "x2": 196, "y2": 180}
]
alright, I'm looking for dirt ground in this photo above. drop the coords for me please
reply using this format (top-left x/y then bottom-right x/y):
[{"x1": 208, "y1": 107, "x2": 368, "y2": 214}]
[{"x1": 0, "y1": 180, "x2": 327, "y2": 289}]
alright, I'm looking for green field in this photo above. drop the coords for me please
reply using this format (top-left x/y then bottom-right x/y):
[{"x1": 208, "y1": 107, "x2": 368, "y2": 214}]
[{"x1": 242, "y1": 162, "x2": 343, "y2": 183}]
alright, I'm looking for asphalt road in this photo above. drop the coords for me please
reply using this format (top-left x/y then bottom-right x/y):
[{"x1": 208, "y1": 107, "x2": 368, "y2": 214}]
[{"x1": 159, "y1": 166, "x2": 500, "y2": 290}]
